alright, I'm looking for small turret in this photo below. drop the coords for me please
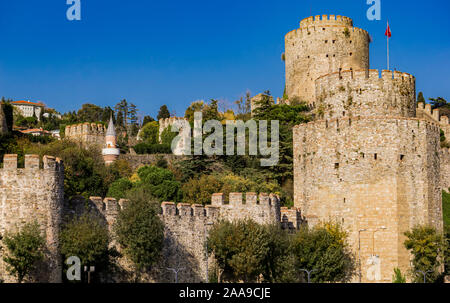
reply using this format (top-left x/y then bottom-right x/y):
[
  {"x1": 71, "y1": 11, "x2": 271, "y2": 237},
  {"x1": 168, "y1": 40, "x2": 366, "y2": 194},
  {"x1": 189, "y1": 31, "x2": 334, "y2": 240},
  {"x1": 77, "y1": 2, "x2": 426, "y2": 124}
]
[{"x1": 102, "y1": 115, "x2": 120, "y2": 165}]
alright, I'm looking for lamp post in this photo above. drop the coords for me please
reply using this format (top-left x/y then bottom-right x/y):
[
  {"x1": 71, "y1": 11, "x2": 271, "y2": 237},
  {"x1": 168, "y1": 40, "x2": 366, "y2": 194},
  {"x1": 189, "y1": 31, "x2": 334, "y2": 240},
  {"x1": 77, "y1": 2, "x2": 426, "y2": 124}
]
[
  {"x1": 358, "y1": 229, "x2": 367, "y2": 283},
  {"x1": 416, "y1": 270, "x2": 434, "y2": 283},
  {"x1": 204, "y1": 222, "x2": 214, "y2": 283},
  {"x1": 167, "y1": 267, "x2": 185, "y2": 283},
  {"x1": 299, "y1": 269, "x2": 317, "y2": 283}
]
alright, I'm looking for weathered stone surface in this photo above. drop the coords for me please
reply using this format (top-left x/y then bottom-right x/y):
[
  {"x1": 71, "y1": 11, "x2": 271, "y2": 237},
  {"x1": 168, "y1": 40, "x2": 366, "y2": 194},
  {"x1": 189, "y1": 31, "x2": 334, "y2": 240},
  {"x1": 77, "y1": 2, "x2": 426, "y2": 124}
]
[
  {"x1": 0, "y1": 154, "x2": 64, "y2": 283},
  {"x1": 293, "y1": 116, "x2": 443, "y2": 282},
  {"x1": 64, "y1": 123, "x2": 105, "y2": 146},
  {"x1": 81, "y1": 193, "x2": 296, "y2": 282},
  {"x1": 285, "y1": 15, "x2": 370, "y2": 104}
]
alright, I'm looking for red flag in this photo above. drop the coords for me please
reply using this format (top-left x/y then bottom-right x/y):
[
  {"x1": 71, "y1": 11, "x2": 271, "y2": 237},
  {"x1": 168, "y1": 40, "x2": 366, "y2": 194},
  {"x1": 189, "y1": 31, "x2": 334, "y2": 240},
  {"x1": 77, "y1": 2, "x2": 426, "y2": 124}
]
[{"x1": 385, "y1": 21, "x2": 392, "y2": 38}]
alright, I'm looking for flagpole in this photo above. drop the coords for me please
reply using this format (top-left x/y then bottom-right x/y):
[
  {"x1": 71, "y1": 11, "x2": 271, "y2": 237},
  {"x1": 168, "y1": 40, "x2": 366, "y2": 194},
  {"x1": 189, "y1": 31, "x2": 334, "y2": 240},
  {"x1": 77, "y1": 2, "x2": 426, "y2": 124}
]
[
  {"x1": 387, "y1": 34, "x2": 389, "y2": 70},
  {"x1": 387, "y1": 21, "x2": 390, "y2": 70}
]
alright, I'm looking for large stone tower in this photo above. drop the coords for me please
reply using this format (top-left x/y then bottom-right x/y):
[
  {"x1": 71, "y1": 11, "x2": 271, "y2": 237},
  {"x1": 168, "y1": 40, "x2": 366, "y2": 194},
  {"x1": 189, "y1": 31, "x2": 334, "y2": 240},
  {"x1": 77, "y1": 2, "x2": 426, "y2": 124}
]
[
  {"x1": 291, "y1": 15, "x2": 443, "y2": 283},
  {"x1": 284, "y1": 15, "x2": 370, "y2": 104}
]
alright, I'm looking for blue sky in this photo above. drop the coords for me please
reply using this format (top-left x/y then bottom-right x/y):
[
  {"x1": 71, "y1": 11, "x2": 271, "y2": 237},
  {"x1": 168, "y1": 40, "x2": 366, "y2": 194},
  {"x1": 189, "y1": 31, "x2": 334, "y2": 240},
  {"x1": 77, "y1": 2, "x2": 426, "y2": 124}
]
[{"x1": 0, "y1": 0, "x2": 449, "y2": 118}]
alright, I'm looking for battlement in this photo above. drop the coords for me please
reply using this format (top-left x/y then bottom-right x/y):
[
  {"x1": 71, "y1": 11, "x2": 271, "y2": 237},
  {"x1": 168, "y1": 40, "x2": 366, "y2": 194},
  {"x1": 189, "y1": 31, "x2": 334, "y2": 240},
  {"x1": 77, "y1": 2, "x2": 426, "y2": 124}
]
[
  {"x1": 294, "y1": 116, "x2": 440, "y2": 132},
  {"x1": 417, "y1": 102, "x2": 450, "y2": 125},
  {"x1": 210, "y1": 192, "x2": 279, "y2": 207},
  {"x1": 161, "y1": 202, "x2": 220, "y2": 219},
  {"x1": 314, "y1": 69, "x2": 416, "y2": 119},
  {"x1": 300, "y1": 15, "x2": 353, "y2": 28},
  {"x1": 65, "y1": 122, "x2": 106, "y2": 137},
  {"x1": 285, "y1": 24, "x2": 368, "y2": 41},
  {"x1": 316, "y1": 69, "x2": 415, "y2": 82},
  {"x1": 1, "y1": 154, "x2": 64, "y2": 172}
]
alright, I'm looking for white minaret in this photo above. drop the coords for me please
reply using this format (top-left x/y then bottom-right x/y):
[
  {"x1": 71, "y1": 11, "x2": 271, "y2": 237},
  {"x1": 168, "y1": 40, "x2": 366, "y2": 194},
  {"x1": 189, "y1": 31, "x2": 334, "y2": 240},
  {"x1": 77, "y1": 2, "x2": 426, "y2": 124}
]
[{"x1": 102, "y1": 115, "x2": 120, "y2": 165}]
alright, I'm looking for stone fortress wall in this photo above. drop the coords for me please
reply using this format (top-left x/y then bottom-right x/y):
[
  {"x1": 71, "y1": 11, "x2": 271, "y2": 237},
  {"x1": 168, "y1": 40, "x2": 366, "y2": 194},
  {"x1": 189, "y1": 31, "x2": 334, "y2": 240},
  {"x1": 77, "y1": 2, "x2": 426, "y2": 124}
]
[
  {"x1": 415, "y1": 102, "x2": 450, "y2": 190},
  {"x1": 0, "y1": 154, "x2": 64, "y2": 283},
  {"x1": 284, "y1": 15, "x2": 370, "y2": 104},
  {"x1": 64, "y1": 123, "x2": 106, "y2": 146},
  {"x1": 314, "y1": 69, "x2": 416, "y2": 119},
  {"x1": 78, "y1": 193, "x2": 300, "y2": 282}
]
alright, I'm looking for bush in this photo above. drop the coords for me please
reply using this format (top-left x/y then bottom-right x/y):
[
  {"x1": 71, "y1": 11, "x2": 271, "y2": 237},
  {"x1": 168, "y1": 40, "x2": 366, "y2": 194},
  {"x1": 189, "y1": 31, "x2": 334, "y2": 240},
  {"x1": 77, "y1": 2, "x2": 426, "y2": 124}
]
[
  {"x1": 404, "y1": 225, "x2": 446, "y2": 283},
  {"x1": 113, "y1": 188, "x2": 164, "y2": 281},
  {"x1": 107, "y1": 178, "x2": 133, "y2": 200},
  {"x1": 290, "y1": 223, "x2": 355, "y2": 283},
  {"x1": 137, "y1": 165, "x2": 182, "y2": 202},
  {"x1": 182, "y1": 174, "x2": 223, "y2": 205},
  {"x1": 2, "y1": 222, "x2": 45, "y2": 283},
  {"x1": 133, "y1": 143, "x2": 172, "y2": 154},
  {"x1": 207, "y1": 220, "x2": 290, "y2": 283},
  {"x1": 60, "y1": 213, "x2": 113, "y2": 282},
  {"x1": 140, "y1": 121, "x2": 159, "y2": 144}
]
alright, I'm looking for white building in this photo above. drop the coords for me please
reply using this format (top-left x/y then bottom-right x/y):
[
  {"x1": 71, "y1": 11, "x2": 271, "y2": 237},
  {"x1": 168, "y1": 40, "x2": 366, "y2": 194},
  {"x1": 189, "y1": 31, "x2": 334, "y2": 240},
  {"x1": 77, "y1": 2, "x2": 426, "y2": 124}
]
[{"x1": 11, "y1": 100, "x2": 45, "y2": 121}]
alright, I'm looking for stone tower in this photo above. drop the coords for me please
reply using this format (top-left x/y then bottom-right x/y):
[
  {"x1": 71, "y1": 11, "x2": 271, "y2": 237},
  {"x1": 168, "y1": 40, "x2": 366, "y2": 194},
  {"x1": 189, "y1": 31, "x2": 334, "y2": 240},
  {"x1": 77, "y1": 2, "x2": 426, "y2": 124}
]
[
  {"x1": 102, "y1": 116, "x2": 120, "y2": 165},
  {"x1": 284, "y1": 15, "x2": 370, "y2": 104},
  {"x1": 291, "y1": 15, "x2": 443, "y2": 283},
  {"x1": 0, "y1": 154, "x2": 64, "y2": 282}
]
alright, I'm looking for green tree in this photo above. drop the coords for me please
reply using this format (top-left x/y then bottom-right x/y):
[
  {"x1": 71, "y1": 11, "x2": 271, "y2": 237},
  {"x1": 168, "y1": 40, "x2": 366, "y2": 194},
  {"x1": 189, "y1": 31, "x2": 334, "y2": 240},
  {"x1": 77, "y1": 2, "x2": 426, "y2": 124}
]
[
  {"x1": 290, "y1": 223, "x2": 355, "y2": 283},
  {"x1": 136, "y1": 165, "x2": 182, "y2": 202},
  {"x1": 157, "y1": 105, "x2": 170, "y2": 121},
  {"x1": 107, "y1": 177, "x2": 133, "y2": 200},
  {"x1": 417, "y1": 92, "x2": 426, "y2": 104},
  {"x1": 160, "y1": 125, "x2": 178, "y2": 146},
  {"x1": 2, "y1": 222, "x2": 45, "y2": 283},
  {"x1": 207, "y1": 220, "x2": 289, "y2": 283},
  {"x1": 142, "y1": 115, "x2": 155, "y2": 125},
  {"x1": 429, "y1": 97, "x2": 447, "y2": 109},
  {"x1": 404, "y1": 225, "x2": 446, "y2": 283},
  {"x1": 182, "y1": 174, "x2": 223, "y2": 205},
  {"x1": 140, "y1": 121, "x2": 159, "y2": 144},
  {"x1": 113, "y1": 188, "x2": 164, "y2": 281},
  {"x1": 60, "y1": 213, "x2": 113, "y2": 282}
]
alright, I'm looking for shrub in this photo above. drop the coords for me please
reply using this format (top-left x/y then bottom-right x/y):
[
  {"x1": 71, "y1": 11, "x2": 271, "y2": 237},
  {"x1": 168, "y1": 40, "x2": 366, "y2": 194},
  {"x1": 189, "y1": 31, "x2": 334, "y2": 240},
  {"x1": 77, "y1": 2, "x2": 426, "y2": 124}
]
[
  {"x1": 133, "y1": 143, "x2": 172, "y2": 154},
  {"x1": 2, "y1": 222, "x2": 45, "y2": 283},
  {"x1": 113, "y1": 188, "x2": 164, "y2": 281},
  {"x1": 107, "y1": 178, "x2": 133, "y2": 200},
  {"x1": 404, "y1": 225, "x2": 446, "y2": 283},
  {"x1": 60, "y1": 213, "x2": 113, "y2": 282}
]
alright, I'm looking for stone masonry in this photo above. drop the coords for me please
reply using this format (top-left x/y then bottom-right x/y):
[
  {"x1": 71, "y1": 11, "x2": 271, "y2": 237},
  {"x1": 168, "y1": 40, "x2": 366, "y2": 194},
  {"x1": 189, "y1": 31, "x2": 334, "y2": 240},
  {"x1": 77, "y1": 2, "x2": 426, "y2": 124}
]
[
  {"x1": 290, "y1": 15, "x2": 445, "y2": 283},
  {"x1": 78, "y1": 193, "x2": 300, "y2": 282},
  {"x1": 64, "y1": 123, "x2": 106, "y2": 147},
  {"x1": 0, "y1": 154, "x2": 64, "y2": 283},
  {"x1": 285, "y1": 15, "x2": 370, "y2": 104}
]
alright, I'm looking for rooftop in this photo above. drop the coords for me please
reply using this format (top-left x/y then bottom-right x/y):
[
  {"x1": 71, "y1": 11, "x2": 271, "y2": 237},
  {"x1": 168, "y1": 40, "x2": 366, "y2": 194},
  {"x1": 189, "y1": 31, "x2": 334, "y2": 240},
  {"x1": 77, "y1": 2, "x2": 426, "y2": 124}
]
[{"x1": 11, "y1": 100, "x2": 45, "y2": 107}]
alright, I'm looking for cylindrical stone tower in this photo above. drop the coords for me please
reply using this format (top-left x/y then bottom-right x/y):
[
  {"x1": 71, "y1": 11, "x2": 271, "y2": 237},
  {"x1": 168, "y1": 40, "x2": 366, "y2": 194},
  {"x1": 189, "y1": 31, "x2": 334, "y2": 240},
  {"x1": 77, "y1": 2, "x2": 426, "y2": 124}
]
[{"x1": 284, "y1": 15, "x2": 370, "y2": 104}]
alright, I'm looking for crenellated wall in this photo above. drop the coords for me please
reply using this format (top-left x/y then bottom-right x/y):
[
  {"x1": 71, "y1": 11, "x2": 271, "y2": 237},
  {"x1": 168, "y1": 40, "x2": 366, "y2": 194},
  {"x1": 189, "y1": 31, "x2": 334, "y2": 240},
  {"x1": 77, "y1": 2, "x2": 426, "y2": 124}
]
[
  {"x1": 0, "y1": 154, "x2": 64, "y2": 283},
  {"x1": 78, "y1": 193, "x2": 299, "y2": 282},
  {"x1": 64, "y1": 122, "x2": 106, "y2": 146},
  {"x1": 293, "y1": 116, "x2": 442, "y2": 282},
  {"x1": 285, "y1": 15, "x2": 370, "y2": 104},
  {"x1": 314, "y1": 69, "x2": 416, "y2": 119},
  {"x1": 416, "y1": 102, "x2": 450, "y2": 145}
]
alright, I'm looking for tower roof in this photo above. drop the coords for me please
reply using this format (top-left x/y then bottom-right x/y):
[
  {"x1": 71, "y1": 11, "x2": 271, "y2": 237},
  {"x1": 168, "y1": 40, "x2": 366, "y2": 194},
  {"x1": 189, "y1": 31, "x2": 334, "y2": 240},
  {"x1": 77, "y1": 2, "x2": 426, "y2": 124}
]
[{"x1": 106, "y1": 115, "x2": 116, "y2": 137}]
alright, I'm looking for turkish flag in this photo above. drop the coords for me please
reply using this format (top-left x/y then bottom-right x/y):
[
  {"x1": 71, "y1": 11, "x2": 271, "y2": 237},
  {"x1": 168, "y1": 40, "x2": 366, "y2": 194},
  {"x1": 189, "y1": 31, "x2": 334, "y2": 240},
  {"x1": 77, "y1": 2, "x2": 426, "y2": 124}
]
[{"x1": 385, "y1": 21, "x2": 392, "y2": 38}]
